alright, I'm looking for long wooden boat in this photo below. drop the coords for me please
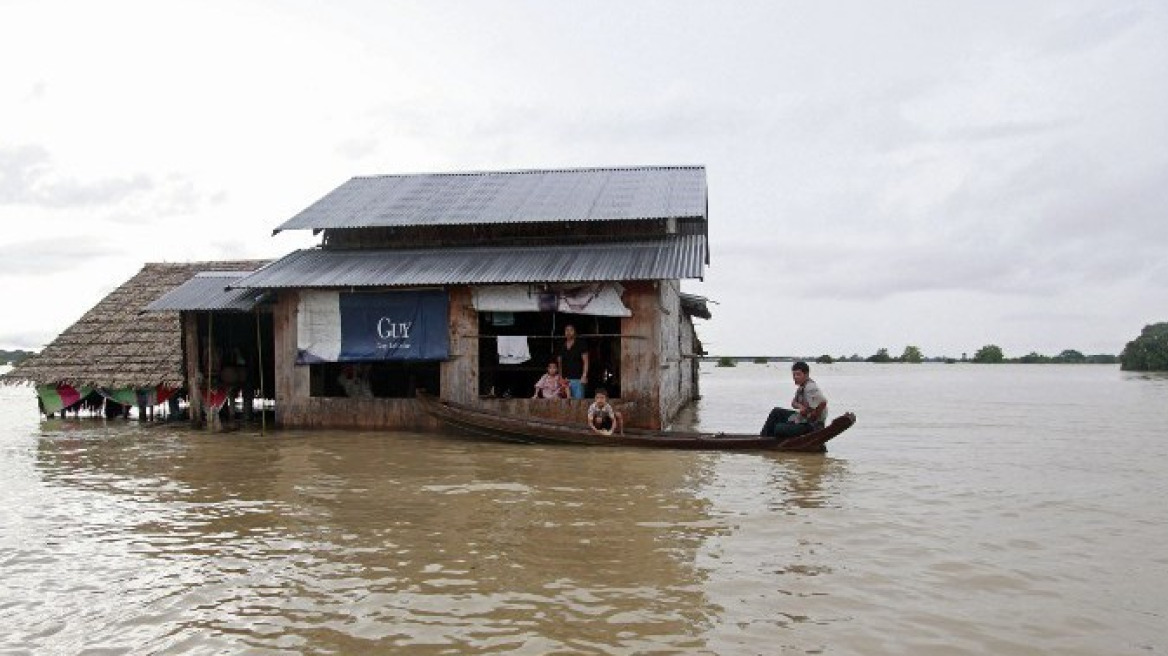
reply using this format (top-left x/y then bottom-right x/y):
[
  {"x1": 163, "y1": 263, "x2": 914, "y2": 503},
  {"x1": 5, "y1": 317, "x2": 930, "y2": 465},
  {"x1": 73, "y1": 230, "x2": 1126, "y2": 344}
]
[{"x1": 418, "y1": 393, "x2": 856, "y2": 452}]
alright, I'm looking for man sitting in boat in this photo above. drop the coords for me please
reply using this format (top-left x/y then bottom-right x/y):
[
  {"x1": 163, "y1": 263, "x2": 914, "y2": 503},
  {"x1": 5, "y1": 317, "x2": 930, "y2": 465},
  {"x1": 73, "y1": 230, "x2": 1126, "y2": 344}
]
[
  {"x1": 532, "y1": 361, "x2": 568, "y2": 399},
  {"x1": 587, "y1": 388, "x2": 624, "y2": 435},
  {"x1": 760, "y1": 361, "x2": 827, "y2": 438}
]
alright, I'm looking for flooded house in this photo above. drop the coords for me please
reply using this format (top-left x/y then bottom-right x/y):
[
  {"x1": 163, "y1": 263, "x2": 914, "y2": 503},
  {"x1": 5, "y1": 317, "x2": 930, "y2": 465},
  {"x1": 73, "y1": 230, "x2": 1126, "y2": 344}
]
[
  {"x1": 5, "y1": 165, "x2": 712, "y2": 432},
  {"x1": 230, "y1": 165, "x2": 711, "y2": 431}
]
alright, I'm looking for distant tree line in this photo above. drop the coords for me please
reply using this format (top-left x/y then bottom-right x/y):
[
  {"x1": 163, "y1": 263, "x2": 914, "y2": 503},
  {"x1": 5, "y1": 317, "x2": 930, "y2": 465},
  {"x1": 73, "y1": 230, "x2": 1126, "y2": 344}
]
[
  {"x1": 708, "y1": 347, "x2": 1120, "y2": 364},
  {"x1": 707, "y1": 322, "x2": 1168, "y2": 369},
  {"x1": 810, "y1": 345, "x2": 1118, "y2": 365},
  {"x1": 0, "y1": 349, "x2": 36, "y2": 366}
]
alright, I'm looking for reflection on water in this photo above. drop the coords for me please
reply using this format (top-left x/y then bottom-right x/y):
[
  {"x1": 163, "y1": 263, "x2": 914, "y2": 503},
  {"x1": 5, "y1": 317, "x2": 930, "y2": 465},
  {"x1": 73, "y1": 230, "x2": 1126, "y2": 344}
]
[
  {"x1": 3, "y1": 363, "x2": 1167, "y2": 654},
  {"x1": 21, "y1": 427, "x2": 728, "y2": 653}
]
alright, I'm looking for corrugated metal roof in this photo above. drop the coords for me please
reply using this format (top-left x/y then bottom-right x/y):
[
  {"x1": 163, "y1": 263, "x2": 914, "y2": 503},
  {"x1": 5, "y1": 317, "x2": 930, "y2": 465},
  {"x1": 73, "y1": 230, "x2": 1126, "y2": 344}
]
[
  {"x1": 233, "y1": 235, "x2": 706, "y2": 289},
  {"x1": 274, "y1": 166, "x2": 707, "y2": 233},
  {"x1": 144, "y1": 271, "x2": 267, "y2": 312},
  {"x1": 679, "y1": 293, "x2": 713, "y2": 320}
]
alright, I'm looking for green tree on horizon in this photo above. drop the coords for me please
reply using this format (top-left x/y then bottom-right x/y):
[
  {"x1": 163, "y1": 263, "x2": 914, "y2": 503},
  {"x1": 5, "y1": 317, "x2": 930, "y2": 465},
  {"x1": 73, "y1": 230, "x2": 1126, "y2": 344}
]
[
  {"x1": 1056, "y1": 349, "x2": 1086, "y2": 364},
  {"x1": 900, "y1": 345, "x2": 923, "y2": 363},
  {"x1": 972, "y1": 344, "x2": 1005, "y2": 363},
  {"x1": 1120, "y1": 323, "x2": 1168, "y2": 371},
  {"x1": 867, "y1": 348, "x2": 893, "y2": 363}
]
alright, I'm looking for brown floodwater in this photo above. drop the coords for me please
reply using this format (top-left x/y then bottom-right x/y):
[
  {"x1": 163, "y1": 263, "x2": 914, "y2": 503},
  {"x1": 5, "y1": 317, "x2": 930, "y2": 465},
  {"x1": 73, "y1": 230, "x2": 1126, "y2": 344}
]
[{"x1": 1, "y1": 363, "x2": 1166, "y2": 655}]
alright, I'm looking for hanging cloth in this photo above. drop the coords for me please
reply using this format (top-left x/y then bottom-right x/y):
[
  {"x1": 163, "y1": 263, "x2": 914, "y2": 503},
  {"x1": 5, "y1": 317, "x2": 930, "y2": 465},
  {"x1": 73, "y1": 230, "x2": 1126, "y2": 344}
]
[{"x1": 497, "y1": 336, "x2": 531, "y2": 365}]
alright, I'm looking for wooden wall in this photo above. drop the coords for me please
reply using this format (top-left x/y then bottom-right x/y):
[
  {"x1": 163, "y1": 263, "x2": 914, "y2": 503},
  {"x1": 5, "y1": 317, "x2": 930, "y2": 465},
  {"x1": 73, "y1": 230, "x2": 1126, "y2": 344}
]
[
  {"x1": 272, "y1": 289, "x2": 304, "y2": 428},
  {"x1": 271, "y1": 289, "x2": 442, "y2": 430},
  {"x1": 618, "y1": 281, "x2": 662, "y2": 429},
  {"x1": 441, "y1": 287, "x2": 477, "y2": 404},
  {"x1": 277, "y1": 397, "x2": 441, "y2": 431}
]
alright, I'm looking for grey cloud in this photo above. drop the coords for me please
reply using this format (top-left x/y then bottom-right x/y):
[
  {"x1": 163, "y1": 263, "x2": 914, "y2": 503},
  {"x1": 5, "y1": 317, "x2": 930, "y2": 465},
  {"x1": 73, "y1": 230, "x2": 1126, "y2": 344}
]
[
  {"x1": 336, "y1": 136, "x2": 380, "y2": 161},
  {"x1": 205, "y1": 240, "x2": 253, "y2": 261},
  {"x1": 935, "y1": 141, "x2": 1168, "y2": 250},
  {"x1": 104, "y1": 175, "x2": 212, "y2": 225},
  {"x1": 780, "y1": 115, "x2": 1168, "y2": 302},
  {"x1": 0, "y1": 145, "x2": 153, "y2": 208},
  {"x1": 944, "y1": 119, "x2": 1069, "y2": 144},
  {"x1": 521, "y1": 102, "x2": 759, "y2": 145},
  {"x1": 718, "y1": 215, "x2": 1160, "y2": 302},
  {"x1": 1041, "y1": 4, "x2": 1152, "y2": 55},
  {"x1": 25, "y1": 81, "x2": 46, "y2": 102},
  {"x1": 1, "y1": 146, "x2": 219, "y2": 224},
  {"x1": 0, "y1": 329, "x2": 54, "y2": 351},
  {"x1": 0, "y1": 238, "x2": 120, "y2": 276},
  {"x1": 357, "y1": 96, "x2": 761, "y2": 160}
]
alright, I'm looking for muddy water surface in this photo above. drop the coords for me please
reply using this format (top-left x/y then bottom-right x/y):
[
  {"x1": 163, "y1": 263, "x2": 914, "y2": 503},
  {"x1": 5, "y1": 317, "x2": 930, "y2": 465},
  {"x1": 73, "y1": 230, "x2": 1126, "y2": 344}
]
[{"x1": 1, "y1": 363, "x2": 1165, "y2": 654}]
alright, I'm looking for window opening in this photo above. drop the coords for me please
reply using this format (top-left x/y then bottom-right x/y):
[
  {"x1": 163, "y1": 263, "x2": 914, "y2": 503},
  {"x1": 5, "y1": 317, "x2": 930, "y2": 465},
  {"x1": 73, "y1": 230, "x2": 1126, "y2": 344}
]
[
  {"x1": 477, "y1": 311, "x2": 621, "y2": 399},
  {"x1": 309, "y1": 361, "x2": 441, "y2": 399}
]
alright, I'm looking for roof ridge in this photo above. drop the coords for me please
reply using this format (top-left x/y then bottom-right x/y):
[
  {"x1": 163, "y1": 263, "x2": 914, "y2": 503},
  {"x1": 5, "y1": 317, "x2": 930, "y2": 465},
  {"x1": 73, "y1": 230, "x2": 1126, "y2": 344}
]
[
  {"x1": 351, "y1": 164, "x2": 706, "y2": 180},
  {"x1": 141, "y1": 259, "x2": 271, "y2": 266}
]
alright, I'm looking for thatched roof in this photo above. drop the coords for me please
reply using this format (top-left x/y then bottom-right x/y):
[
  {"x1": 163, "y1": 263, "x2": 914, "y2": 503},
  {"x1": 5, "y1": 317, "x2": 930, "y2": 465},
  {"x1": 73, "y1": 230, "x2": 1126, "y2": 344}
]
[{"x1": 2, "y1": 260, "x2": 268, "y2": 389}]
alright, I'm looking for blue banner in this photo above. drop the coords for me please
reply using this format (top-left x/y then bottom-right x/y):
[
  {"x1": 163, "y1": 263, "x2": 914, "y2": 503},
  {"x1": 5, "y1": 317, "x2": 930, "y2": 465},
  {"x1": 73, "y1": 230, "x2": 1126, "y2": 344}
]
[{"x1": 338, "y1": 290, "x2": 449, "y2": 361}]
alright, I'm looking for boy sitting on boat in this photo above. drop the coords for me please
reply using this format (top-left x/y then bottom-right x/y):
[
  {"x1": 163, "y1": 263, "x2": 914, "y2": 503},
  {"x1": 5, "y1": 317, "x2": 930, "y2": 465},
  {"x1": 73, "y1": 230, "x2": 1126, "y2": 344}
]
[
  {"x1": 532, "y1": 361, "x2": 569, "y2": 399},
  {"x1": 587, "y1": 388, "x2": 624, "y2": 435}
]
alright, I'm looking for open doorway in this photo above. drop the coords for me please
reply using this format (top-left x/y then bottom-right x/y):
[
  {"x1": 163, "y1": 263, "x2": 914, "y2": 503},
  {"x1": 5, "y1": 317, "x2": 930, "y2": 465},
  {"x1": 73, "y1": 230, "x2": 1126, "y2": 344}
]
[{"x1": 190, "y1": 311, "x2": 276, "y2": 416}]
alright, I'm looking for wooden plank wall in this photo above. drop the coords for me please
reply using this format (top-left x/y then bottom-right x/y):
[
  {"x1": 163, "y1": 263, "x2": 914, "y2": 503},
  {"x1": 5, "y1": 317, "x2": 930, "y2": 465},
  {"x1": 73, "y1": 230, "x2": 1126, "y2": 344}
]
[
  {"x1": 272, "y1": 290, "x2": 305, "y2": 428},
  {"x1": 619, "y1": 281, "x2": 662, "y2": 429},
  {"x1": 271, "y1": 287, "x2": 447, "y2": 431},
  {"x1": 278, "y1": 398, "x2": 441, "y2": 431},
  {"x1": 441, "y1": 286, "x2": 477, "y2": 404}
]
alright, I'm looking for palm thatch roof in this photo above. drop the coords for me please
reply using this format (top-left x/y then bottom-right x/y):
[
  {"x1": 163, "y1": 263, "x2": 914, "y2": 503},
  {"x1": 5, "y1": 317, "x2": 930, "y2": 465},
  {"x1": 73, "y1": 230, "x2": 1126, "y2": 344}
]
[{"x1": 2, "y1": 260, "x2": 268, "y2": 389}]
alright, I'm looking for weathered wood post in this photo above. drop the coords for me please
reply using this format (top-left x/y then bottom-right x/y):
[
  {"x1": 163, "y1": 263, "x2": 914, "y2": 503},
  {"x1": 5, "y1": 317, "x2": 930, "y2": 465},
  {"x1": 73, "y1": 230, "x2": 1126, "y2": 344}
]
[{"x1": 183, "y1": 313, "x2": 204, "y2": 427}]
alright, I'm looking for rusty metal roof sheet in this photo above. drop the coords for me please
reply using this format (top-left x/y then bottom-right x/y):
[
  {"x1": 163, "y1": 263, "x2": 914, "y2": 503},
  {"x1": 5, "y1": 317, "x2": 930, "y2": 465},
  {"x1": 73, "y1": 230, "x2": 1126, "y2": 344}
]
[
  {"x1": 274, "y1": 166, "x2": 707, "y2": 233},
  {"x1": 233, "y1": 235, "x2": 706, "y2": 289},
  {"x1": 680, "y1": 293, "x2": 713, "y2": 320},
  {"x1": 144, "y1": 271, "x2": 267, "y2": 312}
]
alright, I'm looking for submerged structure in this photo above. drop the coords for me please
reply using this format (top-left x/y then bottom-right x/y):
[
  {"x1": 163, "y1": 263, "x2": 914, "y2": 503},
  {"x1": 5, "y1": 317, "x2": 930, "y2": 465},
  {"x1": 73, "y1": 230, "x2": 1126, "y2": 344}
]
[
  {"x1": 6, "y1": 165, "x2": 712, "y2": 431},
  {"x1": 3, "y1": 261, "x2": 268, "y2": 418}
]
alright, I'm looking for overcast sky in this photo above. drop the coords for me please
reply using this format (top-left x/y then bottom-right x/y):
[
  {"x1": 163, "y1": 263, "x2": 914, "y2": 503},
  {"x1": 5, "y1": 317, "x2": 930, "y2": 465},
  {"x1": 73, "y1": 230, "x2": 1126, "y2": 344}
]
[{"x1": 2, "y1": 0, "x2": 1165, "y2": 358}]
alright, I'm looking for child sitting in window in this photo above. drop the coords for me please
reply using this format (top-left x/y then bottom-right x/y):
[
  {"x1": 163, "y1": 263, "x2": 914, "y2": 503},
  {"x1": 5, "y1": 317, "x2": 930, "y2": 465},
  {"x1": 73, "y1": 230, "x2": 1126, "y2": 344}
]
[{"x1": 532, "y1": 361, "x2": 568, "y2": 399}]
